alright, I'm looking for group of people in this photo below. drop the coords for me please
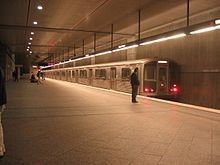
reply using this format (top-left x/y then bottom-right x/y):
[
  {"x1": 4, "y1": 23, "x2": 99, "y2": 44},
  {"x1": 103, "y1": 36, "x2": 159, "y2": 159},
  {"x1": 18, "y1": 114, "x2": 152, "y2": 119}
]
[{"x1": 30, "y1": 71, "x2": 45, "y2": 84}]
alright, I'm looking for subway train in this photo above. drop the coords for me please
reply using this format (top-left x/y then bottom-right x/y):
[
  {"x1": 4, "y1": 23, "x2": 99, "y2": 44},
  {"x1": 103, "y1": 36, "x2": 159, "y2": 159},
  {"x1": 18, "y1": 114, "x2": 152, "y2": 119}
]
[{"x1": 43, "y1": 59, "x2": 181, "y2": 99}]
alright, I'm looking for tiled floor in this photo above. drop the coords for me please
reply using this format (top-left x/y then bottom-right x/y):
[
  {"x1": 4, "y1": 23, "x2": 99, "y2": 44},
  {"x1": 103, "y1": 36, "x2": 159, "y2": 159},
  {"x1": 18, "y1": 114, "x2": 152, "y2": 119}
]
[{"x1": 0, "y1": 79, "x2": 219, "y2": 165}]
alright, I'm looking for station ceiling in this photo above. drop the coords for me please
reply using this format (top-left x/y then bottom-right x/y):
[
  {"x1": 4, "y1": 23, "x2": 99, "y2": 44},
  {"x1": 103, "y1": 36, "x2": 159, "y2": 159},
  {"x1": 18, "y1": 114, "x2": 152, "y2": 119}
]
[{"x1": 0, "y1": 0, "x2": 220, "y2": 65}]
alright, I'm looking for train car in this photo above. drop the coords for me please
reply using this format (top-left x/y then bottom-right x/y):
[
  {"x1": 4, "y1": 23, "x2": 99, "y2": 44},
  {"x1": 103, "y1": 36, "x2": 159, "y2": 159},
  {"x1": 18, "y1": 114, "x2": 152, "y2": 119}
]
[{"x1": 43, "y1": 59, "x2": 180, "y2": 99}]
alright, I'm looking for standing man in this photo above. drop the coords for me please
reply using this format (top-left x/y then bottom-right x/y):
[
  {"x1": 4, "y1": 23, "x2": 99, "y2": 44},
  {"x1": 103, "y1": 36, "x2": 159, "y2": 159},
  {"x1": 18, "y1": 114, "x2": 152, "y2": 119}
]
[
  {"x1": 0, "y1": 67, "x2": 6, "y2": 158},
  {"x1": 130, "y1": 67, "x2": 140, "y2": 103}
]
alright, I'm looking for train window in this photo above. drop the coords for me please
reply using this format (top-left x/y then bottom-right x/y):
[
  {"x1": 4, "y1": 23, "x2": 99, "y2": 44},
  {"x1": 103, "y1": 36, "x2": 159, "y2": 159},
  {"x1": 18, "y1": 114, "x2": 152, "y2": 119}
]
[
  {"x1": 100, "y1": 69, "x2": 106, "y2": 79},
  {"x1": 122, "y1": 68, "x2": 131, "y2": 80},
  {"x1": 95, "y1": 69, "x2": 106, "y2": 79},
  {"x1": 144, "y1": 63, "x2": 156, "y2": 80},
  {"x1": 159, "y1": 68, "x2": 167, "y2": 81},
  {"x1": 83, "y1": 70, "x2": 87, "y2": 77},
  {"x1": 89, "y1": 69, "x2": 93, "y2": 78},
  {"x1": 80, "y1": 70, "x2": 87, "y2": 78},
  {"x1": 95, "y1": 69, "x2": 100, "y2": 78}
]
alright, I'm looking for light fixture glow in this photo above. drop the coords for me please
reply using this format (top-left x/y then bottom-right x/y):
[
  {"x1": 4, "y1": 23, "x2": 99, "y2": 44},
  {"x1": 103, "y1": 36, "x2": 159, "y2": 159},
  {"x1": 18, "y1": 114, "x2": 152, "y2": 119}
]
[
  {"x1": 27, "y1": 46, "x2": 30, "y2": 49},
  {"x1": 33, "y1": 21, "x2": 38, "y2": 25},
  {"x1": 140, "y1": 33, "x2": 186, "y2": 46},
  {"x1": 28, "y1": 42, "x2": 31, "y2": 45},
  {"x1": 190, "y1": 26, "x2": 216, "y2": 34},
  {"x1": 29, "y1": 37, "x2": 33, "y2": 40},
  {"x1": 118, "y1": 45, "x2": 126, "y2": 48},
  {"x1": 215, "y1": 19, "x2": 220, "y2": 24},
  {"x1": 37, "y1": 5, "x2": 43, "y2": 10},
  {"x1": 30, "y1": 51, "x2": 32, "y2": 54},
  {"x1": 95, "y1": 51, "x2": 112, "y2": 56},
  {"x1": 31, "y1": 32, "x2": 34, "y2": 35},
  {"x1": 26, "y1": 49, "x2": 29, "y2": 51},
  {"x1": 113, "y1": 44, "x2": 138, "y2": 52},
  {"x1": 158, "y1": 61, "x2": 168, "y2": 63}
]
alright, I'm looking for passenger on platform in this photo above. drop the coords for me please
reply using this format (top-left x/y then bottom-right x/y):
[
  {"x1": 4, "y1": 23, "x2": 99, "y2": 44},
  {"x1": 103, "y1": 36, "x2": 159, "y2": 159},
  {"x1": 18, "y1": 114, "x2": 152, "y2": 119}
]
[
  {"x1": 130, "y1": 67, "x2": 139, "y2": 103},
  {"x1": 30, "y1": 72, "x2": 38, "y2": 83},
  {"x1": 0, "y1": 67, "x2": 7, "y2": 158},
  {"x1": 12, "y1": 70, "x2": 18, "y2": 82},
  {"x1": 37, "y1": 71, "x2": 42, "y2": 84}
]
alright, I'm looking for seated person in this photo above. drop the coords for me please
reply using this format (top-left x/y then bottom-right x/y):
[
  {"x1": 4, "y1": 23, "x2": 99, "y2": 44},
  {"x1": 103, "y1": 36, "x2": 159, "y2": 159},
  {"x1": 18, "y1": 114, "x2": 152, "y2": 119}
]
[{"x1": 30, "y1": 73, "x2": 38, "y2": 83}]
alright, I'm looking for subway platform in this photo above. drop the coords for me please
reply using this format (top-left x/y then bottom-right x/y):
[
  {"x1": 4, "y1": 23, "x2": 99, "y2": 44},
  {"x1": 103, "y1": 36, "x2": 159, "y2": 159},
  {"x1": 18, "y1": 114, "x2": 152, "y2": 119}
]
[{"x1": 0, "y1": 78, "x2": 220, "y2": 165}]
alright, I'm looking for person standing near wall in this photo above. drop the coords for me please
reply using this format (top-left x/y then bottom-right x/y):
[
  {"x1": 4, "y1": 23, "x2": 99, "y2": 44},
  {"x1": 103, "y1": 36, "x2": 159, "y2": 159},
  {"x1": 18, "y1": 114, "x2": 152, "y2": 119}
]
[
  {"x1": 130, "y1": 67, "x2": 140, "y2": 103},
  {"x1": 0, "y1": 67, "x2": 6, "y2": 158}
]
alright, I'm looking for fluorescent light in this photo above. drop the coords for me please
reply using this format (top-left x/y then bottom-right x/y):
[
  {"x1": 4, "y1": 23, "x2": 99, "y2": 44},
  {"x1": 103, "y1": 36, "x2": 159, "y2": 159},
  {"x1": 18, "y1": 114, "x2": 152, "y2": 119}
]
[
  {"x1": 95, "y1": 51, "x2": 112, "y2": 56},
  {"x1": 31, "y1": 32, "x2": 34, "y2": 35},
  {"x1": 118, "y1": 45, "x2": 125, "y2": 48},
  {"x1": 215, "y1": 25, "x2": 220, "y2": 29},
  {"x1": 113, "y1": 44, "x2": 138, "y2": 52},
  {"x1": 33, "y1": 21, "x2": 38, "y2": 25},
  {"x1": 140, "y1": 33, "x2": 186, "y2": 46},
  {"x1": 37, "y1": 5, "x2": 43, "y2": 10},
  {"x1": 166, "y1": 33, "x2": 186, "y2": 39},
  {"x1": 190, "y1": 26, "x2": 216, "y2": 34},
  {"x1": 215, "y1": 19, "x2": 220, "y2": 24},
  {"x1": 158, "y1": 61, "x2": 168, "y2": 63}
]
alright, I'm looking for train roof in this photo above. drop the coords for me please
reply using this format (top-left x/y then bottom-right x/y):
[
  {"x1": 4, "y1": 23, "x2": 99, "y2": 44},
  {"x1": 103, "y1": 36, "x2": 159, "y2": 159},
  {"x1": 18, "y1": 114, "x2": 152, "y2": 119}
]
[{"x1": 44, "y1": 58, "x2": 168, "y2": 72}]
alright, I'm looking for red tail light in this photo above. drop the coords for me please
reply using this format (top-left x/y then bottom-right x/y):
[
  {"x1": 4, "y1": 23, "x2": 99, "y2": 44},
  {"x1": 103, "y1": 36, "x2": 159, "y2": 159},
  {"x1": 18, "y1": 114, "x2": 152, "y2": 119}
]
[
  {"x1": 170, "y1": 84, "x2": 180, "y2": 94},
  {"x1": 144, "y1": 87, "x2": 154, "y2": 93}
]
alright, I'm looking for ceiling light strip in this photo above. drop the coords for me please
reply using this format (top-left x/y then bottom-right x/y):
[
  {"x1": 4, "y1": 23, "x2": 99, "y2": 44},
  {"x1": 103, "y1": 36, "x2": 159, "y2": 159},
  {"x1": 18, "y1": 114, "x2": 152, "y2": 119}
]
[{"x1": 140, "y1": 33, "x2": 186, "y2": 46}]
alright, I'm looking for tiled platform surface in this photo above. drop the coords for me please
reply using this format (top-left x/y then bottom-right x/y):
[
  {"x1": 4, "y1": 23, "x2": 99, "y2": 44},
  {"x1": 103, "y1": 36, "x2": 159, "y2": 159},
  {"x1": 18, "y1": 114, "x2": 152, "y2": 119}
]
[{"x1": 0, "y1": 79, "x2": 220, "y2": 165}]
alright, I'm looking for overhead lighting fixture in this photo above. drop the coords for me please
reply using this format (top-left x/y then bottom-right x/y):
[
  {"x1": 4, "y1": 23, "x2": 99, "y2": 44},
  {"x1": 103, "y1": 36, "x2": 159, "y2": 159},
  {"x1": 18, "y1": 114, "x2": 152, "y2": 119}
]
[
  {"x1": 31, "y1": 32, "x2": 34, "y2": 35},
  {"x1": 28, "y1": 42, "x2": 31, "y2": 45},
  {"x1": 30, "y1": 51, "x2": 32, "y2": 54},
  {"x1": 140, "y1": 33, "x2": 186, "y2": 46},
  {"x1": 215, "y1": 19, "x2": 220, "y2": 24},
  {"x1": 37, "y1": 5, "x2": 43, "y2": 10},
  {"x1": 118, "y1": 45, "x2": 126, "y2": 48},
  {"x1": 33, "y1": 21, "x2": 38, "y2": 25},
  {"x1": 113, "y1": 44, "x2": 138, "y2": 52},
  {"x1": 190, "y1": 26, "x2": 216, "y2": 34},
  {"x1": 158, "y1": 61, "x2": 168, "y2": 63},
  {"x1": 27, "y1": 46, "x2": 30, "y2": 49},
  {"x1": 29, "y1": 37, "x2": 33, "y2": 40},
  {"x1": 26, "y1": 49, "x2": 29, "y2": 51},
  {"x1": 95, "y1": 51, "x2": 112, "y2": 56}
]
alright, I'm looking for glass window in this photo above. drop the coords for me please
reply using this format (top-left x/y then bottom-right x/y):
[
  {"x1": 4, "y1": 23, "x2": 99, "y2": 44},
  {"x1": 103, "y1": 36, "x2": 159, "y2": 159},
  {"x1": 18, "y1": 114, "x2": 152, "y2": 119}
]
[
  {"x1": 95, "y1": 69, "x2": 106, "y2": 79},
  {"x1": 122, "y1": 68, "x2": 131, "y2": 79},
  {"x1": 159, "y1": 68, "x2": 167, "y2": 81},
  {"x1": 144, "y1": 63, "x2": 156, "y2": 80}
]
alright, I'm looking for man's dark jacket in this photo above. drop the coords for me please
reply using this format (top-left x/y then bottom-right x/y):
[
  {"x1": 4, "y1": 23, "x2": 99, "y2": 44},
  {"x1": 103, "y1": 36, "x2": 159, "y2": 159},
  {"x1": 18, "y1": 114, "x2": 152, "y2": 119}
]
[{"x1": 130, "y1": 72, "x2": 139, "y2": 86}]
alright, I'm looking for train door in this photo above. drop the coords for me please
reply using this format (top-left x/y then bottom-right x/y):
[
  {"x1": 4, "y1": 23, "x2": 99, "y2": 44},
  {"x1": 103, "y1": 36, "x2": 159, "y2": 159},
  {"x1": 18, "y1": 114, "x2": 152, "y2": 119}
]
[
  {"x1": 89, "y1": 69, "x2": 93, "y2": 86},
  {"x1": 157, "y1": 62, "x2": 169, "y2": 95},
  {"x1": 110, "y1": 67, "x2": 116, "y2": 90}
]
